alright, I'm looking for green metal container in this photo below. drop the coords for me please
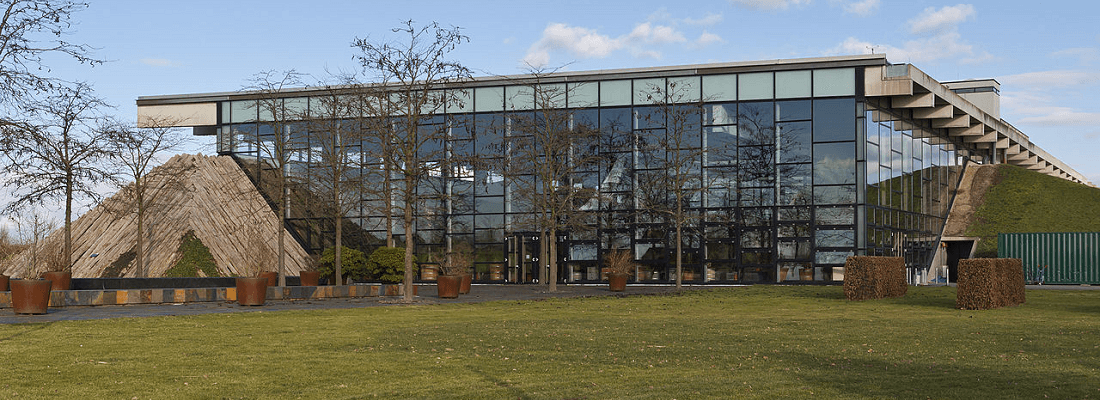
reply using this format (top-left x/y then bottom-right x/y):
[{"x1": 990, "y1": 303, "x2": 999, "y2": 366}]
[{"x1": 998, "y1": 232, "x2": 1100, "y2": 285}]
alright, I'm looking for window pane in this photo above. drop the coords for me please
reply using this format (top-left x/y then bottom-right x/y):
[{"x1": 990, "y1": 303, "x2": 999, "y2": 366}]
[
  {"x1": 776, "y1": 70, "x2": 811, "y2": 99},
  {"x1": 776, "y1": 100, "x2": 811, "y2": 122},
  {"x1": 739, "y1": 72, "x2": 773, "y2": 100},
  {"x1": 815, "y1": 229, "x2": 854, "y2": 247},
  {"x1": 569, "y1": 82, "x2": 598, "y2": 108},
  {"x1": 813, "y1": 68, "x2": 855, "y2": 97},
  {"x1": 778, "y1": 121, "x2": 811, "y2": 163},
  {"x1": 702, "y1": 74, "x2": 736, "y2": 102},
  {"x1": 814, "y1": 142, "x2": 856, "y2": 185},
  {"x1": 668, "y1": 76, "x2": 701, "y2": 103},
  {"x1": 813, "y1": 98, "x2": 856, "y2": 142},
  {"x1": 634, "y1": 78, "x2": 665, "y2": 104},
  {"x1": 601, "y1": 80, "x2": 631, "y2": 106},
  {"x1": 704, "y1": 103, "x2": 737, "y2": 125},
  {"x1": 505, "y1": 85, "x2": 534, "y2": 111},
  {"x1": 475, "y1": 87, "x2": 504, "y2": 112}
]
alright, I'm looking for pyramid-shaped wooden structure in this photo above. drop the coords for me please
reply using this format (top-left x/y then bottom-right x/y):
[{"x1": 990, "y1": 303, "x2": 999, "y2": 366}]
[{"x1": 1, "y1": 154, "x2": 311, "y2": 278}]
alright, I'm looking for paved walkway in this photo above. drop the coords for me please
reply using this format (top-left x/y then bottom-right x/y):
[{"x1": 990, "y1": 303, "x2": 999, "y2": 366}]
[
  {"x1": 3, "y1": 283, "x2": 1093, "y2": 324},
  {"x1": 0, "y1": 284, "x2": 691, "y2": 324}
]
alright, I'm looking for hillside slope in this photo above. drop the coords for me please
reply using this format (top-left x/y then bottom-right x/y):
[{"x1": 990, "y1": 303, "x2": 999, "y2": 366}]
[{"x1": 963, "y1": 164, "x2": 1100, "y2": 256}]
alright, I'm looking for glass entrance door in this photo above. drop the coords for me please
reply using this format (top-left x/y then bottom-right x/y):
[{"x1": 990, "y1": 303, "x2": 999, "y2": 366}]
[{"x1": 506, "y1": 233, "x2": 542, "y2": 283}]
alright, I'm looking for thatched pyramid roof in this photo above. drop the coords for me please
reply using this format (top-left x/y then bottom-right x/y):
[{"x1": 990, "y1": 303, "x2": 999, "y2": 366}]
[{"x1": 1, "y1": 154, "x2": 310, "y2": 278}]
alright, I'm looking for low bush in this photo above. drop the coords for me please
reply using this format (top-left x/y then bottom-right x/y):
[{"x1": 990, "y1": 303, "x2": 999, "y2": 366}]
[
  {"x1": 956, "y1": 258, "x2": 1026, "y2": 310},
  {"x1": 318, "y1": 246, "x2": 368, "y2": 283},
  {"x1": 366, "y1": 247, "x2": 406, "y2": 283},
  {"x1": 843, "y1": 256, "x2": 906, "y2": 301}
]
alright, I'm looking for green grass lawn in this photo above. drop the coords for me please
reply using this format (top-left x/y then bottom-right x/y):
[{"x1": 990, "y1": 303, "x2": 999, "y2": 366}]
[{"x1": 2, "y1": 286, "x2": 1098, "y2": 399}]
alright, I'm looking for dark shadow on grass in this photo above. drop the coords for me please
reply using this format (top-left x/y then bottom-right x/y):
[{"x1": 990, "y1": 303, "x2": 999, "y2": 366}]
[
  {"x1": 0, "y1": 321, "x2": 55, "y2": 342},
  {"x1": 771, "y1": 349, "x2": 1096, "y2": 398}
]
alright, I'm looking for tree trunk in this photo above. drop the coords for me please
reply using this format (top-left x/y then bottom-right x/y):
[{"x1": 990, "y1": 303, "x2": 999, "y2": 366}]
[
  {"x1": 334, "y1": 180, "x2": 343, "y2": 285},
  {"x1": 65, "y1": 179, "x2": 73, "y2": 272},
  {"x1": 675, "y1": 222, "x2": 683, "y2": 290},
  {"x1": 548, "y1": 228, "x2": 558, "y2": 292},
  {"x1": 403, "y1": 200, "x2": 415, "y2": 302},
  {"x1": 277, "y1": 175, "x2": 286, "y2": 287},
  {"x1": 136, "y1": 183, "x2": 145, "y2": 278}
]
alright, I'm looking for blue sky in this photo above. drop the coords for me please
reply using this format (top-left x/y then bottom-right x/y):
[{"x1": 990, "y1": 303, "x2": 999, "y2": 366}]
[{"x1": 35, "y1": 0, "x2": 1100, "y2": 187}]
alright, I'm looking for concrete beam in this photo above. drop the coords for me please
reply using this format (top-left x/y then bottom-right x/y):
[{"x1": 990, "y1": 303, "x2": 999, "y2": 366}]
[
  {"x1": 912, "y1": 105, "x2": 953, "y2": 119},
  {"x1": 893, "y1": 93, "x2": 936, "y2": 108},
  {"x1": 934, "y1": 115, "x2": 971, "y2": 129},
  {"x1": 948, "y1": 124, "x2": 983, "y2": 137}
]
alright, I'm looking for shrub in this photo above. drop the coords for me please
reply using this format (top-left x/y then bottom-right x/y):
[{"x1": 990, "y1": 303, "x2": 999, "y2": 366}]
[
  {"x1": 843, "y1": 256, "x2": 907, "y2": 301},
  {"x1": 165, "y1": 231, "x2": 219, "y2": 277},
  {"x1": 604, "y1": 249, "x2": 635, "y2": 275},
  {"x1": 318, "y1": 246, "x2": 367, "y2": 283},
  {"x1": 367, "y1": 247, "x2": 406, "y2": 283},
  {"x1": 956, "y1": 258, "x2": 1026, "y2": 310}
]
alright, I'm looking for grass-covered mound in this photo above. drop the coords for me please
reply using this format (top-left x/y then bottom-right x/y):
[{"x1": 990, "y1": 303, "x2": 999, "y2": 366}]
[{"x1": 966, "y1": 164, "x2": 1100, "y2": 256}]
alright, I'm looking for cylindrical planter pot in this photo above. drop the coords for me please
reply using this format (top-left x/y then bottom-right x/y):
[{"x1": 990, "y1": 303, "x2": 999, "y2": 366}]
[
  {"x1": 259, "y1": 271, "x2": 277, "y2": 287},
  {"x1": 42, "y1": 271, "x2": 72, "y2": 291},
  {"x1": 437, "y1": 275, "x2": 461, "y2": 299},
  {"x1": 608, "y1": 272, "x2": 629, "y2": 292},
  {"x1": 236, "y1": 277, "x2": 268, "y2": 306},
  {"x1": 299, "y1": 271, "x2": 320, "y2": 286},
  {"x1": 799, "y1": 268, "x2": 813, "y2": 281},
  {"x1": 0, "y1": 274, "x2": 9, "y2": 292},
  {"x1": 11, "y1": 279, "x2": 52, "y2": 314},
  {"x1": 459, "y1": 273, "x2": 472, "y2": 294},
  {"x1": 488, "y1": 265, "x2": 504, "y2": 281},
  {"x1": 420, "y1": 265, "x2": 438, "y2": 281}
]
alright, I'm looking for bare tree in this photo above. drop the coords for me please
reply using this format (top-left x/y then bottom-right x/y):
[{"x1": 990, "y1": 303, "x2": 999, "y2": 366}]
[
  {"x1": 0, "y1": 0, "x2": 102, "y2": 122},
  {"x1": 7, "y1": 210, "x2": 56, "y2": 278},
  {"x1": 353, "y1": 20, "x2": 472, "y2": 302},
  {"x1": 634, "y1": 79, "x2": 706, "y2": 289},
  {"x1": 496, "y1": 67, "x2": 601, "y2": 292},
  {"x1": 104, "y1": 117, "x2": 190, "y2": 277},
  {"x1": 241, "y1": 70, "x2": 306, "y2": 287},
  {"x1": 304, "y1": 75, "x2": 369, "y2": 285},
  {"x1": 1, "y1": 82, "x2": 114, "y2": 271}
]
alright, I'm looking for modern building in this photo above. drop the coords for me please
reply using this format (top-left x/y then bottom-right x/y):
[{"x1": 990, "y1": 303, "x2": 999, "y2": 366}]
[{"x1": 136, "y1": 54, "x2": 1088, "y2": 285}]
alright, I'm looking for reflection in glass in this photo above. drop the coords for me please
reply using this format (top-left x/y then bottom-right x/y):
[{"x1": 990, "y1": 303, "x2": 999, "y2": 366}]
[{"x1": 814, "y1": 142, "x2": 856, "y2": 185}]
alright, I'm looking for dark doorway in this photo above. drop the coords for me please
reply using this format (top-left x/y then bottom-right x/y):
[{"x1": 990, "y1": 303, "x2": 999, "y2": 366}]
[{"x1": 944, "y1": 240, "x2": 975, "y2": 283}]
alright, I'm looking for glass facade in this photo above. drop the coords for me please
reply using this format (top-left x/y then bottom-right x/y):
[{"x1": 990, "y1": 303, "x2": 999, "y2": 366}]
[{"x1": 212, "y1": 66, "x2": 970, "y2": 285}]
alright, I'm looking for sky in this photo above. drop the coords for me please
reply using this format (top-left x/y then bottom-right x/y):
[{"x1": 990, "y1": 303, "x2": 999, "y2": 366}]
[{"x1": 6, "y1": 0, "x2": 1100, "y2": 229}]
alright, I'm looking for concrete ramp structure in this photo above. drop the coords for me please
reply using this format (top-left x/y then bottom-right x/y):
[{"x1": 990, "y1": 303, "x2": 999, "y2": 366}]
[{"x1": 1, "y1": 154, "x2": 310, "y2": 279}]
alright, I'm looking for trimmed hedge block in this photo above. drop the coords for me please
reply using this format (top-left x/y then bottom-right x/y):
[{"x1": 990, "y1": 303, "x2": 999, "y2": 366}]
[
  {"x1": 843, "y1": 256, "x2": 907, "y2": 301},
  {"x1": 956, "y1": 258, "x2": 1026, "y2": 310}
]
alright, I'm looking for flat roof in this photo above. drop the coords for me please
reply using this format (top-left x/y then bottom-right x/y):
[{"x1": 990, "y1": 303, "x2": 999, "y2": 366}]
[{"x1": 136, "y1": 54, "x2": 888, "y2": 106}]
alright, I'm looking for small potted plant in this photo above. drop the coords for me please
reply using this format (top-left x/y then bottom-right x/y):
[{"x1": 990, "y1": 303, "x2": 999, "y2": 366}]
[
  {"x1": 40, "y1": 248, "x2": 71, "y2": 291},
  {"x1": 436, "y1": 246, "x2": 472, "y2": 299},
  {"x1": 236, "y1": 236, "x2": 274, "y2": 306},
  {"x1": 10, "y1": 247, "x2": 56, "y2": 314},
  {"x1": 604, "y1": 248, "x2": 634, "y2": 292},
  {"x1": 299, "y1": 254, "x2": 321, "y2": 286}
]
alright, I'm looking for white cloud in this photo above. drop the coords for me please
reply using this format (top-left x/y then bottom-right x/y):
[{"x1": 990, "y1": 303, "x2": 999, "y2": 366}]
[
  {"x1": 627, "y1": 22, "x2": 687, "y2": 45},
  {"x1": 833, "y1": 33, "x2": 975, "y2": 64},
  {"x1": 832, "y1": 4, "x2": 983, "y2": 65},
  {"x1": 999, "y1": 70, "x2": 1100, "y2": 88},
  {"x1": 1051, "y1": 47, "x2": 1100, "y2": 64},
  {"x1": 908, "y1": 4, "x2": 975, "y2": 35},
  {"x1": 523, "y1": 22, "x2": 688, "y2": 67},
  {"x1": 841, "y1": 0, "x2": 879, "y2": 16},
  {"x1": 140, "y1": 58, "x2": 176, "y2": 67},
  {"x1": 694, "y1": 32, "x2": 724, "y2": 47},
  {"x1": 1013, "y1": 107, "x2": 1100, "y2": 126},
  {"x1": 683, "y1": 13, "x2": 724, "y2": 26},
  {"x1": 729, "y1": 0, "x2": 812, "y2": 11}
]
